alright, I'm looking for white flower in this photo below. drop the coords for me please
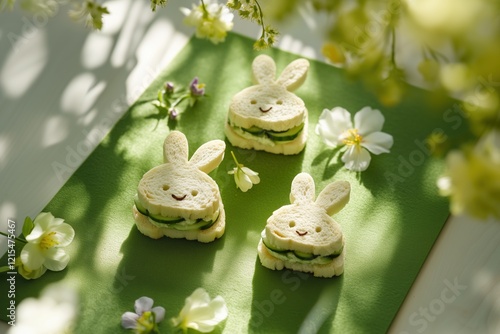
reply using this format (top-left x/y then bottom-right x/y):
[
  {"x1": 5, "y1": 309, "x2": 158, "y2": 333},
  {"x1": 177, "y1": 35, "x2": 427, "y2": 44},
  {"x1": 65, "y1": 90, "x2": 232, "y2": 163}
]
[
  {"x1": 180, "y1": 0, "x2": 234, "y2": 44},
  {"x1": 171, "y1": 288, "x2": 228, "y2": 333},
  {"x1": 8, "y1": 283, "x2": 78, "y2": 334},
  {"x1": 228, "y1": 151, "x2": 260, "y2": 192},
  {"x1": 20, "y1": 212, "x2": 75, "y2": 274},
  {"x1": 121, "y1": 297, "x2": 165, "y2": 334},
  {"x1": 316, "y1": 106, "x2": 394, "y2": 172}
]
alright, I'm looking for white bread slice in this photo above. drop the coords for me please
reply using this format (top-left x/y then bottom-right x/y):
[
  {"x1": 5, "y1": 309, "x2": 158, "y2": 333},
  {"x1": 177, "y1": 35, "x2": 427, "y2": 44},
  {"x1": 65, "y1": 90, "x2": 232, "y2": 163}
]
[
  {"x1": 225, "y1": 55, "x2": 309, "y2": 155},
  {"x1": 257, "y1": 172, "x2": 350, "y2": 277},
  {"x1": 137, "y1": 163, "x2": 220, "y2": 220},
  {"x1": 224, "y1": 116, "x2": 308, "y2": 155},
  {"x1": 132, "y1": 201, "x2": 225, "y2": 243},
  {"x1": 227, "y1": 85, "x2": 306, "y2": 131},
  {"x1": 264, "y1": 203, "x2": 344, "y2": 256},
  {"x1": 257, "y1": 239, "x2": 344, "y2": 278},
  {"x1": 134, "y1": 131, "x2": 226, "y2": 242}
]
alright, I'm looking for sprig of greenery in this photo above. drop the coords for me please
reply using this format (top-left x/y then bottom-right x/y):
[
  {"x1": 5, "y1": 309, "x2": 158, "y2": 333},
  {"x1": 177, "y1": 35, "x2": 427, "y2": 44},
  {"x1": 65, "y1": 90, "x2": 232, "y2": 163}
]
[
  {"x1": 150, "y1": 0, "x2": 167, "y2": 12},
  {"x1": 69, "y1": 0, "x2": 109, "y2": 30},
  {"x1": 227, "y1": 0, "x2": 278, "y2": 49}
]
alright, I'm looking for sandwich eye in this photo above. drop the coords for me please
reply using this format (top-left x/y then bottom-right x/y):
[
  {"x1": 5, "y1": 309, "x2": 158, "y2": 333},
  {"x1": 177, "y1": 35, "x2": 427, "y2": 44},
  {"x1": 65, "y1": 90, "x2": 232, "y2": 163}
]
[
  {"x1": 289, "y1": 221, "x2": 296, "y2": 228},
  {"x1": 315, "y1": 226, "x2": 322, "y2": 233},
  {"x1": 250, "y1": 99, "x2": 257, "y2": 105},
  {"x1": 191, "y1": 190, "x2": 198, "y2": 197},
  {"x1": 276, "y1": 100, "x2": 283, "y2": 105},
  {"x1": 162, "y1": 185, "x2": 170, "y2": 191}
]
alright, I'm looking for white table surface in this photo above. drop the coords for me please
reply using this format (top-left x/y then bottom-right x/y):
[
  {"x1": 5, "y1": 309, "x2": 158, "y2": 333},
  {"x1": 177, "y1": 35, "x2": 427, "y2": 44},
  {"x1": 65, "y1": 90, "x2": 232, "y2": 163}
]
[{"x1": 0, "y1": 1, "x2": 499, "y2": 333}]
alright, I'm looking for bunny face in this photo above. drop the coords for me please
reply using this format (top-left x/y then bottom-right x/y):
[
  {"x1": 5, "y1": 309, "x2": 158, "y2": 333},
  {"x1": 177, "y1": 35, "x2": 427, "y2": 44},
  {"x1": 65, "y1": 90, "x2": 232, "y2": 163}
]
[
  {"x1": 227, "y1": 55, "x2": 309, "y2": 133},
  {"x1": 138, "y1": 164, "x2": 220, "y2": 218},
  {"x1": 229, "y1": 84, "x2": 306, "y2": 127},
  {"x1": 266, "y1": 203, "x2": 343, "y2": 252},
  {"x1": 136, "y1": 131, "x2": 225, "y2": 220},
  {"x1": 263, "y1": 173, "x2": 350, "y2": 255}
]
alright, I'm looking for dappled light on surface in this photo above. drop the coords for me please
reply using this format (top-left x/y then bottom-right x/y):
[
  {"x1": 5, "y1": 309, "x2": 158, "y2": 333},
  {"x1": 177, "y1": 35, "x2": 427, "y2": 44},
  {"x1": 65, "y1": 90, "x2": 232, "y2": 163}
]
[
  {"x1": 101, "y1": 0, "x2": 131, "y2": 35},
  {"x1": 41, "y1": 115, "x2": 69, "y2": 147},
  {"x1": 110, "y1": 0, "x2": 154, "y2": 68},
  {"x1": 0, "y1": 135, "x2": 9, "y2": 169},
  {"x1": 81, "y1": 33, "x2": 114, "y2": 69},
  {"x1": 60, "y1": 73, "x2": 107, "y2": 116},
  {"x1": 0, "y1": 29, "x2": 48, "y2": 99}
]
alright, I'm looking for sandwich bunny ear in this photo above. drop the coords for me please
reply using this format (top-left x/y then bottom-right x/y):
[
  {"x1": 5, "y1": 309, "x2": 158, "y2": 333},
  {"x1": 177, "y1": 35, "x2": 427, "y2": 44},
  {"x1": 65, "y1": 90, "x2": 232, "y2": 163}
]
[
  {"x1": 315, "y1": 181, "x2": 351, "y2": 216},
  {"x1": 252, "y1": 54, "x2": 276, "y2": 85},
  {"x1": 189, "y1": 140, "x2": 226, "y2": 174},
  {"x1": 276, "y1": 58, "x2": 309, "y2": 92},
  {"x1": 163, "y1": 131, "x2": 189, "y2": 165},
  {"x1": 290, "y1": 172, "x2": 316, "y2": 204}
]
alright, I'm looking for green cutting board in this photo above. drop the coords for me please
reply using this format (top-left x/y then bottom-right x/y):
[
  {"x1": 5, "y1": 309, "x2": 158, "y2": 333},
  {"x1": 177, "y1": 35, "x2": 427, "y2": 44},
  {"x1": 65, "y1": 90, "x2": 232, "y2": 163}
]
[{"x1": 1, "y1": 32, "x2": 458, "y2": 333}]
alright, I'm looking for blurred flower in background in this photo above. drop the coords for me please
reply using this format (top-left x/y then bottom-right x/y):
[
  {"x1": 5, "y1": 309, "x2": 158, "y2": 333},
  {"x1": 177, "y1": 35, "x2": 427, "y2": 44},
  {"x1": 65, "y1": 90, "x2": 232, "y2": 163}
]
[
  {"x1": 438, "y1": 130, "x2": 500, "y2": 220},
  {"x1": 181, "y1": 0, "x2": 234, "y2": 44},
  {"x1": 8, "y1": 283, "x2": 79, "y2": 334}
]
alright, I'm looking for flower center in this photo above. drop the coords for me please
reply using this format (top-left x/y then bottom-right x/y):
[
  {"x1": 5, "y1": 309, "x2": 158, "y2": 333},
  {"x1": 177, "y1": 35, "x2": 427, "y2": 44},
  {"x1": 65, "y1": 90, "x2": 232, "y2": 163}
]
[
  {"x1": 40, "y1": 231, "x2": 59, "y2": 250},
  {"x1": 136, "y1": 311, "x2": 155, "y2": 333},
  {"x1": 341, "y1": 129, "x2": 363, "y2": 146}
]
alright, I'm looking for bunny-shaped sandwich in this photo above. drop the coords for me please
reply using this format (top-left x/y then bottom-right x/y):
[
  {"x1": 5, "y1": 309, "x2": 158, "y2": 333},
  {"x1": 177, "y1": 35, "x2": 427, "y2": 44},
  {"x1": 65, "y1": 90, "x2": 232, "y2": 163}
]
[
  {"x1": 225, "y1": 54, "x2": 310, "y2": 155},
  {"x1": 258, "y1": 173, "x2": 350, "y2": 277},
  {"x1": 133, "y1": 131, "x2": 226, "y2": 243}
]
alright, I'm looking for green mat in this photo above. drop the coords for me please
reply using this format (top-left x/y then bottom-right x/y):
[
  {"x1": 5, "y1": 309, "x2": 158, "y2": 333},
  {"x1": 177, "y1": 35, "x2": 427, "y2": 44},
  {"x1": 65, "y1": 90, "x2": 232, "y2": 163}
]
[{"x1": 1, "y1": 33, "x2": 457, "y2": 333}]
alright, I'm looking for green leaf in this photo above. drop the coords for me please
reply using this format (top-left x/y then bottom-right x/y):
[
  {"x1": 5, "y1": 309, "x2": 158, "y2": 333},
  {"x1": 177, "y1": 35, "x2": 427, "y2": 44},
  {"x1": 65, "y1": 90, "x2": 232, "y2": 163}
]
[{"x1": 22, "y1": 216, "x2": 34, "y2": 237}]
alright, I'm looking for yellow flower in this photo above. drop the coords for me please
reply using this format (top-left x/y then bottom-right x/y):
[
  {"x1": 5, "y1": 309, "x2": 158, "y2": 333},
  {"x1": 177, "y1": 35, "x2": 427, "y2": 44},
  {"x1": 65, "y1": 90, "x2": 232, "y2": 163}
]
[{"x1": 438, "y1": 130, "x2": 500, "y2": 220}]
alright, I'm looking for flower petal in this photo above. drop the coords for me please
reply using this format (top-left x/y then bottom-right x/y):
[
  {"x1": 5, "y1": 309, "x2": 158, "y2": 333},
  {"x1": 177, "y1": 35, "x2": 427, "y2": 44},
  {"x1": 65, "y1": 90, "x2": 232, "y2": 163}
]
[
  {"x1": 151, "y1": 306, "x2": 165, "y2": 323},
  {"x1": 315, "y1": 107, "x2": 352, "y2": 147},
  {"x1": 43, "y1": 248, "x2": 70, "y2": 271},
  {"x1": 208, "y1": 296, "x2": 229, "y2": 323},
  {"x1": 362, "y1": 132, "x2": 394, "y2": 154},
  {"x1": 18, "y1": 263, "x2": 47, "y2": 280},
  {"x1": 135, "y1": 296, "x2": 154, "y2": 315},
  {"x1": 241, "y1": 167, "x2": 260, "y2": 184},
  {"x1": 354, "y1": 107, "x2": 385, "y2": 135},
  {"x1": 235, "y1": 170, "x2": 252, "y2": 192},
  {"x1": 121, "y1": 311, "x2": 139, "y2": 329},
  {"x1": 25, "y1": 223, "x2": 44, "y2": 243},
  {"x1": 51, "y1": 223, "x2": 75, "y2": 247},
  {"x1": 341, "y1": 146, "x2": 372, "y2": 172},
  {"x1": 21, "y1": 243, "x2": 45, "y2": 271}
]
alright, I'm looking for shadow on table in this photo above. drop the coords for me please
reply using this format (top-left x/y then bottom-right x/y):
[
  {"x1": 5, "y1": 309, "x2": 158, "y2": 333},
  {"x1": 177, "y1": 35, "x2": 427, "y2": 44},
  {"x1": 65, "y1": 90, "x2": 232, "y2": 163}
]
[{"x1": 248, "y1": 259, "x2": 343, "y2": 334}]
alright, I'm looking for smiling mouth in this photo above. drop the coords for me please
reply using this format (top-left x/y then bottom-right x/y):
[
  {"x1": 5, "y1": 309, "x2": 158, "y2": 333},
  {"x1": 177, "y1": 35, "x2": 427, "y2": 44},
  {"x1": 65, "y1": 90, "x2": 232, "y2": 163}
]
[
  {"x1": 296, "y1": 230, "x2": 308, "y2": 236},
  {"x1": 259, "y1": 106, "x2": 272, "y2": 113},
  {"x1": 172, "y1": 194, "x2": 187, "y2": 201}
]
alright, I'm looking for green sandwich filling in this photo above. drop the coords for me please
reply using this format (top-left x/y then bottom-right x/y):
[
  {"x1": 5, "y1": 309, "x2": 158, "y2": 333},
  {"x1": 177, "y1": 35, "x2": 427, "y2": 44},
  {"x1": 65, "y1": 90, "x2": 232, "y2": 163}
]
[
  {"x1": 230, "y1": 121, "x2": 304, "y2": 143},
  {"x1": 261, "y1": 232, "x2": 342, "y2": 265},
  {"x1": 134, "y1": 195, "x2": 218, "y2": 231}
]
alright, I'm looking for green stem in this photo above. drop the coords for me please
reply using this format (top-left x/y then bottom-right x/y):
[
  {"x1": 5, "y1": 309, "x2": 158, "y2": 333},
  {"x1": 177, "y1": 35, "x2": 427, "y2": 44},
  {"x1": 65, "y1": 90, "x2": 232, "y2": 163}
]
[
  {"x1": 0, "y1": 231, "x2": 27, "y2": 244},
  {"x1": 390, "y1": 26, "x2": 397, "y2": 70},
  {"x1": 200, "y1": 0, "x2": 209, "y2": 18},
  {"x1": 254, "y1": 0, "x2": 266, "y2": 40},
  {"x1": 230, "y1": 151, "x2": 241, "y2": 168}
]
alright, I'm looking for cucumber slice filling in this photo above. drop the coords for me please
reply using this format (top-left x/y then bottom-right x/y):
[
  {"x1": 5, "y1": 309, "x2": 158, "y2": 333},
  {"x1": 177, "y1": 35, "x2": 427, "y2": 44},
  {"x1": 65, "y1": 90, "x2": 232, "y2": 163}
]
[
  {"x1": 231, "y1": 121, "x2": 304, "y2": 143},
  {"x1": 261, "y1": 231, "x2": 342, "y2": 265},
  {"x1": 134, "y1": 195, "x2": 218, "y2": 231}
]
